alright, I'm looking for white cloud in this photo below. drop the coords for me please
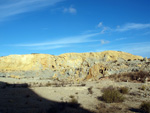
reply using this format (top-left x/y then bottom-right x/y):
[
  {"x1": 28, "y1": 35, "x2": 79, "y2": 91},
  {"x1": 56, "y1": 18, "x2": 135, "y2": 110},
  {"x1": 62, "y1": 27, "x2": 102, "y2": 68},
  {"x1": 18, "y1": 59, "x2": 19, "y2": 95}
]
[
  {"x1": 31, "y1": 45, "x2": 66, "y2": 50},
  {"x1": 69, "y1": 7, "x2": 77, "y2": 14},
  {"x1": 96, "y1": 22, "x2": 111, "y2": 34},
  {"x1": 96, "y1": 22, "x2": 150, "y2": 34},
  {"x1": 116, "y1": 23, "x2": 150, "y2": 32},
  {"x1": 10, "y1": 33, "x2": 100, "y2": 51},
  {"x1": 63, "y1": 6, "x2": 77, "y2": 14},
  {"x1": 100, "y1": 40, "x2": 110, "y2": 45},
  {"x1": 116, "y1": 25, "x2": 120, "y2": 29},
  {"x1": 97, "y1": 22, "x2": 103, "y2": 28},
  {"x1": 115, "y1": 37, "x2": 127, "y2": 41},
  {"x1": 118, "y1": 42, "x2": 150, "y2": 57},
  {"x1": 100, "y1": 27, "x2": 109, "y2": 34},
  {"x1": 0, "y1": 0, "x2": 63, "y2": 21},
  {"x1": 63, "y1": 8, "x2": 68, "y2": 12}
]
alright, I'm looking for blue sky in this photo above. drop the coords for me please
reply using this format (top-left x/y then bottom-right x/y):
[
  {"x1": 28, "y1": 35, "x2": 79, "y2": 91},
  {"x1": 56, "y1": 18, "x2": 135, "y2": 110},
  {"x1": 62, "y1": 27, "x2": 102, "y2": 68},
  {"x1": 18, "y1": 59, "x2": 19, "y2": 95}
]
[{"x1": 0, "y1": 0, "x2": 150, "y2": 57}]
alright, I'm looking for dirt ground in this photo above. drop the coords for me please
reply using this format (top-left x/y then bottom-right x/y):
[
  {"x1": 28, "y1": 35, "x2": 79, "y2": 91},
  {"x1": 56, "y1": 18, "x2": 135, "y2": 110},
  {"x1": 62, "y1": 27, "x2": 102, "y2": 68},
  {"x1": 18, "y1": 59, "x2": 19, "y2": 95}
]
[{"x1": 0, "y1": 77, "x2": 150, "y2": 113}]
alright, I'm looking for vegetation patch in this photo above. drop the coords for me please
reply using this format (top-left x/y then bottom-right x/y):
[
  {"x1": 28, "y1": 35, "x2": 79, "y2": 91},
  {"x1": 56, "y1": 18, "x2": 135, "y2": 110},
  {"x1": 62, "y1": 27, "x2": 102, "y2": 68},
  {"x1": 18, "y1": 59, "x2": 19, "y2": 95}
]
[
  {"x1": 101, "y1": 86, "x2": 125, "y2": 103},
  {"x1": 119, "y1": 87, "x2": 129, "y2": 94},
  {"x1": 69, "y1": 95, "x2": 75, "y2": 98},
  {"x1": 109, "y1": 71, "x2": 150, "y2": 83},
  {"x1": 139, "y1": 85, "x2": 147, "y2": 91},
  {"x1": 88, "y1": 86, "x2": 93, "y2": 94},
  {"x1": 70, "y1": 98, "x2": 78, "y2": 104},
  {"x1": 140, "y1": 101, "x2": 150, "y2": 113}
]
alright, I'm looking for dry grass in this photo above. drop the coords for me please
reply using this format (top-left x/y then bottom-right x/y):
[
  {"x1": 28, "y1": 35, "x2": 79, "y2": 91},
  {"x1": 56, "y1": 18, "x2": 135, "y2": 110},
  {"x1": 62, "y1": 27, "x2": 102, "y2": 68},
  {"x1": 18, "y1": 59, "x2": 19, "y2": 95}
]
[
  {"x1": 139, "y1": 85, "x2": 147, "y2": 91},
  {"x1": 119, "y1": 87, "x2": 129, "y2": 94},
  {"x1": 140, "y1": 101, "x2": 150, "y2": 113},
  {"x1": 109, "y1": 71, "x2": 150, "y2": 83},
  {"x1": 96, "y1": 103, "x2": 123, "y2": 113}
]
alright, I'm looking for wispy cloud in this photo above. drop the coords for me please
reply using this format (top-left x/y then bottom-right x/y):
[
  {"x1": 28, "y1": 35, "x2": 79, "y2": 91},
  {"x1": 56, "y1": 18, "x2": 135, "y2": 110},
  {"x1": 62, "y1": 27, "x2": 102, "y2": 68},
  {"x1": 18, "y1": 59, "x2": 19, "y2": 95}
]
[
  {"x1": 96, "y1": 22, "x2": 150, "y2": 33},
  {"x1": 63, "y1": 6, "x2": 77, "y2": 14},
  {"x1": 115, "y1": 37, "x2": 127, "y2": 41},
  {"x1": 100, "y1": 40, "x2": 110, "y2": 45},
  {"x1": 118, "y1": 42, "x2": 150, "y2": 57},
  {"x1": 14, "y1": 33, "x2": 99, "y2": 47},
  {"x1": 82, "y1": 27, "x2": 109, "y2": 35},
  {"x1": 31, "y1": 45, "x2": 67, "y2": 50},
  {"x1": 9, "y1": 33, "x2": 100, "y2": 50},
  {"x1": 97, "y1": 22, "x2": 103, "y2": 28},
  {"x1": 96, "y1": 21, "x2": 112, "y2": 34},
  {"x1": 100, "y1": 27, "x2": 110, "y2": 34},
  {"x1": 0, "y1": 0, "x2": 63, "y2": 21},
  {"x1": 116, "y1": 23, "x2": 150, "y2": 32}
]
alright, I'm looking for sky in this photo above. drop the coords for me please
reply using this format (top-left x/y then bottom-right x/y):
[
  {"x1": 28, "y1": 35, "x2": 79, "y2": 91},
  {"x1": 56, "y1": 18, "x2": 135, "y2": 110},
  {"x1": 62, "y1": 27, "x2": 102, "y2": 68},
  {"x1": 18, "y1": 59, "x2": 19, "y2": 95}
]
[{"x1": 0, "y1": 0, "x2": 150, "y2": 57}]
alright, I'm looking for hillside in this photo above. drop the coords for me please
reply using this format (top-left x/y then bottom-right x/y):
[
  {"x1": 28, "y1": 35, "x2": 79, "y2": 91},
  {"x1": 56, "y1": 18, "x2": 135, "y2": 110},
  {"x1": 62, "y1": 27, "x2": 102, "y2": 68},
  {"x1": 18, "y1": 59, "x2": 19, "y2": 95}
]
[{"x1": 0, "y1": 51, "x2": 145, "y2": 81}]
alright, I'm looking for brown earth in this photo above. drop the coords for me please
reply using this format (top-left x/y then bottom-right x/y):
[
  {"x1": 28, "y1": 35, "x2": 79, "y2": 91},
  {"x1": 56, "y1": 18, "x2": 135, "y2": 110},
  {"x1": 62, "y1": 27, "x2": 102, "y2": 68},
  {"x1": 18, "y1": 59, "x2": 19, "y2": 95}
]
[{"x1": 0, "y1": 77, "x2": 150, "y2": 113}]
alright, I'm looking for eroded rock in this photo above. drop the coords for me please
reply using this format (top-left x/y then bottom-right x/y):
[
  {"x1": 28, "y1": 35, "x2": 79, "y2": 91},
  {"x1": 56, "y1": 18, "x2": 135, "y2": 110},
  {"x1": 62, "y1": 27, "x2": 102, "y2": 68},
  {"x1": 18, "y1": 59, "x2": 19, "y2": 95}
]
[{"x1": 0, "y1": 51, "x2": 145, "y2": 81}]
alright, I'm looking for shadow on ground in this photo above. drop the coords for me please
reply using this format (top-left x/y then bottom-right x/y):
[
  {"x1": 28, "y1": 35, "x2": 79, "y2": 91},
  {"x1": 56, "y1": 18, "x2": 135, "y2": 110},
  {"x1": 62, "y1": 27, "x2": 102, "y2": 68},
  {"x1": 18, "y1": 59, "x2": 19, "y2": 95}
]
[
  {"x1": 129, "y1": 108, "x2": 141, "y2": 113},
  {"x1": 0, "y1": 81, "x2": 94, "y2": 113}
]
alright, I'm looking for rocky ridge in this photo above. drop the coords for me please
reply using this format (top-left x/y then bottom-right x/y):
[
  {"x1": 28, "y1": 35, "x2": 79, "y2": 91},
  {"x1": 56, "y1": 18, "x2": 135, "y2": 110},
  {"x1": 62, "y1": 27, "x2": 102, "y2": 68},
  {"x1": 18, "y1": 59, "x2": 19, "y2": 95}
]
[{"x1": 0, "y1": 51, "x2": 149, "y2": 81}]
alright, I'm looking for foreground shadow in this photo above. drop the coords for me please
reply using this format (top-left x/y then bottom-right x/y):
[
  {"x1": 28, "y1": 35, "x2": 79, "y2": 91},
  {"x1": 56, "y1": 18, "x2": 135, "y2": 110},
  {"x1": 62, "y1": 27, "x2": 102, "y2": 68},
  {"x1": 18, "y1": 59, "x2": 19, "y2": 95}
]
[
  {"x1": 129, "y1": 108, "x2": 141, "y2": 113},
  {"x1": 0, "y1": 81, "x2": 94, "y2": 113}
]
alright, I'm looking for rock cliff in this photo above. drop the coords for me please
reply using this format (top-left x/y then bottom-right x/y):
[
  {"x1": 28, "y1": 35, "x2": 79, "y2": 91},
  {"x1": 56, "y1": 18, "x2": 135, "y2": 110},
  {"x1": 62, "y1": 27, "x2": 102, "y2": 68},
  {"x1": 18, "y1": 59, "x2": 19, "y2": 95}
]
[{"x1": 0, "y1": 51, "x2": 146, "y2": 81}]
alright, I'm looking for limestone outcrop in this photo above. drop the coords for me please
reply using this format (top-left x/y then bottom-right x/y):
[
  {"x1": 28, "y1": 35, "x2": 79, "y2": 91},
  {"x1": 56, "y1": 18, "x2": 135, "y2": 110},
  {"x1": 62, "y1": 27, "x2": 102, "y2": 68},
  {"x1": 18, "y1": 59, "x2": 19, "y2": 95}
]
[{"x1": 0, "y1": 51, "x2": 146, "y2": 81}]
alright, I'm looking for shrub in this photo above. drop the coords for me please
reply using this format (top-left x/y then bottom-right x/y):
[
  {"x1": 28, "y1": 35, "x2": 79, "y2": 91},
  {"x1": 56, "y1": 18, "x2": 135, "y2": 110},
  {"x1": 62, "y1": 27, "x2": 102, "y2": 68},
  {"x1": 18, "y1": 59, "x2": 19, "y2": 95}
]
[
  {"x1": 69, "y1": 95, "x2": 75, "y2": 98},
  {"x1": 119, "y1": 87, "x2": 129, "y2": 94},
  {"x1": 140, "y1": 85, "x2": 147, "y2": 91},
  {"x1": 140, "y1": 101, "x2": 150, "y2": 113},
  {"x1": 75, "y1": 92, "x2": 78, "y2": 95},
  {"x1": 70, "y1": 98, "x2": 78, "y2": 104},
  {"x1": 45, "y1": 82, "x2": 51, "y2": 87},
  {"x1": 101, "y1": 87, "x2": 125, "y2": 103},
  {"x1": 109, "y1": 71, "x2": 150, "y2": 83},
  {"x1": 101, "y1": 85, "x2": 114, "y2": 92},
  {"x1": 81, "y1": 83, "x2": 86, "y2": 86},
  {"x1": 88, "y1": 86, "x2": 93, "y2": 94}
]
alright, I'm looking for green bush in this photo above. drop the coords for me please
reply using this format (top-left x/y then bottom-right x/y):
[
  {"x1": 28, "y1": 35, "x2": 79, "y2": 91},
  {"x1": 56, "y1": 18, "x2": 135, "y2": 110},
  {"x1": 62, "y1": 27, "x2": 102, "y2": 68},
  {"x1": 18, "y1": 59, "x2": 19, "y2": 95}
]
[
  {"x1": 119, "y1": 87, "x2": 129, "y2": 94},
  {"x1": 140, "y1": 101, "x2": 150, "y2": 113},
  {"x1": 101, "y1": 87, "x2": 125, "y2": 103}
]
